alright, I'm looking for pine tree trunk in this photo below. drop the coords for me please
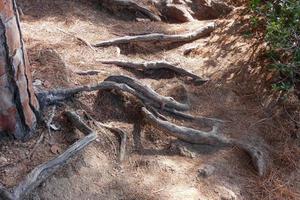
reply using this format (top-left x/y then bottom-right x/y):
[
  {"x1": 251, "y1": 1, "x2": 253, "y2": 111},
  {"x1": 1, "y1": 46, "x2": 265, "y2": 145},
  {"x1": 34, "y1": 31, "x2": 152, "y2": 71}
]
[{"x1": 0, "y1": 0, "x2": 39, "y2": 140}]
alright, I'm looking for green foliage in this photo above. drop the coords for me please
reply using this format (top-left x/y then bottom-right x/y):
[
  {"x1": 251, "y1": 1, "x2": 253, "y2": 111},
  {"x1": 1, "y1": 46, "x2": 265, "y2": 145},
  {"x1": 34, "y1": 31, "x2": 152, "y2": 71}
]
[{"x1": 250, "y1": 0, "x2": 300, "y2": 92}]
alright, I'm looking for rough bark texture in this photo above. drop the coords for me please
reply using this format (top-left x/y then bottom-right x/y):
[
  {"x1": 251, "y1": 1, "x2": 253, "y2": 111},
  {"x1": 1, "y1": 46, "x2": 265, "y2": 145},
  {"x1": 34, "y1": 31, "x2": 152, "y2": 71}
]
[{"x1": 0, "y1": 0, "x2": 39, "y2": 140}]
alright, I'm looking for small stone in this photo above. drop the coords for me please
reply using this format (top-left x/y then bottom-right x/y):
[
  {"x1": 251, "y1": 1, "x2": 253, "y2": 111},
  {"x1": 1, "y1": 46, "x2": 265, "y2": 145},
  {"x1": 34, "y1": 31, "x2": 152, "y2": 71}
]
[{"x1": 198, "y1": 164, "x2": 215, "y2": 178}]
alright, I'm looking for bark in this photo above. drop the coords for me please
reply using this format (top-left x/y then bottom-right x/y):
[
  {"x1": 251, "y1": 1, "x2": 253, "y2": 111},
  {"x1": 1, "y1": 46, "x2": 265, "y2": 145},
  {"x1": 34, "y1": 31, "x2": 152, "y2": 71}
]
[{"x1": 0, "y1": 0, "x2": 39, "y2": 140}]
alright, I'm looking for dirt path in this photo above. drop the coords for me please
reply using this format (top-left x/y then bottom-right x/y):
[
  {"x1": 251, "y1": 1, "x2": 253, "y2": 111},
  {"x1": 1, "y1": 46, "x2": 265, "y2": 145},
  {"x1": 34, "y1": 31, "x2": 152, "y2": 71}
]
[{"x1": 0, "y1": 0, "x2": 296, "y2": 199}]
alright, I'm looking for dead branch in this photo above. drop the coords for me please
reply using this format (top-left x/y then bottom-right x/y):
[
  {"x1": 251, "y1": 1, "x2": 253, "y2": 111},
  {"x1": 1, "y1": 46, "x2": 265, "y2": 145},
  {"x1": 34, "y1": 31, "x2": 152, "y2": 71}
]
[
  {"x1": 3, "y1": 111, "x2": 97, "y2": 200},
  {"x1": 93, "y1": 22, "x2": 216, "y2": 47},
  {"x1": 142, "y1": 107, "x2": 268, "y2": 176},
  {"x1": 99, "y1": 60, "x2": 207, "y2": 83},
  {"x1": 105, "y1": 75, "x2": 189, "y2": 111}
]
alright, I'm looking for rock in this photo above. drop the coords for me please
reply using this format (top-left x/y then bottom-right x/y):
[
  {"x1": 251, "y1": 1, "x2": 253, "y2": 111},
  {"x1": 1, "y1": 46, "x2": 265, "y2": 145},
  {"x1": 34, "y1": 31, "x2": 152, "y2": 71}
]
[
  {"x1": 198, "y1": 164, "x2": 215, "y2": 178},
  {"x1": 163, "y1": 3, "x2": 195, "y2": 22}
]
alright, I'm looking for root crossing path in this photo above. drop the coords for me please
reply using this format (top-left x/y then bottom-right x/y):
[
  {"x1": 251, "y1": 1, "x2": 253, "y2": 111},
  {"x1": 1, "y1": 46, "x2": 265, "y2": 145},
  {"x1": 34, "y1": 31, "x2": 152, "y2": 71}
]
[{"x1": 2, "y1": 1, "x2": 280, "y2": 200}]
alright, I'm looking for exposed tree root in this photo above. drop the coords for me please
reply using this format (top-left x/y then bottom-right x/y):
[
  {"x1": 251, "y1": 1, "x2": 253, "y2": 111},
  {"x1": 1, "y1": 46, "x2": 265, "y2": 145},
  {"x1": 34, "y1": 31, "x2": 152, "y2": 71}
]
[
  {"x1": 0, "y1": 111, "x2": 97, "y2": 200},
  {"x1": 162, "y1": 107, "x2": 226, "y2": 127},
  {"x1": 105, "y1": 75, "x2": 189, "y2": 111},
  {"x1": 82, "y1": 110, "x2": 128, "y2": 163},
  {"x1": 141, "y1": 107, "x2": 268, "y2": 176},
  {"x1": 142, "y1": 107, "x2": 227, "y2": 145},
  {"x1": 28, "y1": 106, "x2": 57, "y2": 159},
  {"x1": 98, "y1": 123, "x2": 127, "y2": 162},
  {"x1": 102, "y1": 0, "x2": 161, "y2": 22},
  {"x1": 99, "y1": 60, "x2": 207, "y2": 83},
  {"x1": 37, "y1": 76, "x2": 189, "y2": 111},
  {"x1": 35, "y1": 76, "x2": 267, "y2": 176},
  {"x1": 93, "y1": 22, "x2": 216, "y2": 47}
]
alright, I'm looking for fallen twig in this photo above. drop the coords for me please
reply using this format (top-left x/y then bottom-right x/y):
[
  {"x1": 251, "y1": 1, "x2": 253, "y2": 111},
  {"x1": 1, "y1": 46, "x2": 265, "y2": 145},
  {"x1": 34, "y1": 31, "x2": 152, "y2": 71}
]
[
  {"x1": 99, "y1": 59, "x2": 207, "y2": 83},
  {"x1": 93, "y1": 23, "x2": 216, "y2": 47}
]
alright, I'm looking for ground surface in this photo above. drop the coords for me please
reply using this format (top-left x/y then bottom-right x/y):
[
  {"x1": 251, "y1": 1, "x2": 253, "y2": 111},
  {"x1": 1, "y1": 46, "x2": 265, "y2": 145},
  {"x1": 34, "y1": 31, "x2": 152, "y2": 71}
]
[{"x1": 0, "y1": 0, "x2": 299, "y2": 200}]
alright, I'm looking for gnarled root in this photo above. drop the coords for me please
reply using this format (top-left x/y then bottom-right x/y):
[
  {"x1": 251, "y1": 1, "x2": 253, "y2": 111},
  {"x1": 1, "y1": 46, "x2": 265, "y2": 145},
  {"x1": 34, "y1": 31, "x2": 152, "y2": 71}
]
[
  {"x1": 0, "y1": 112, "x2": 97, "y2": 200},
  {"x1": 105, "y1": 75, "x2": 189, "y2": 111},
  {"x1": 37, "y1": 76, "x2": 189, "y2": 111},
  {"x1": 142, "y1": 107, "x2": 268, "y2": 176},
  {"x1": 93, "y1": 23, "x2": 216, "y2": 47},
  {"x1": 99, "y1": 60, "x2": 207, "y2": 83}
]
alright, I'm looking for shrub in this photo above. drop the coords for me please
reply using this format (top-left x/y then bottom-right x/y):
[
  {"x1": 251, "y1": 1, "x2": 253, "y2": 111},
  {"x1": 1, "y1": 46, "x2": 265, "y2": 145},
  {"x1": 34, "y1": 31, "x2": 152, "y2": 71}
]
[{"x1": 250, "y1": 0, "x2": 300, "y2": 91}]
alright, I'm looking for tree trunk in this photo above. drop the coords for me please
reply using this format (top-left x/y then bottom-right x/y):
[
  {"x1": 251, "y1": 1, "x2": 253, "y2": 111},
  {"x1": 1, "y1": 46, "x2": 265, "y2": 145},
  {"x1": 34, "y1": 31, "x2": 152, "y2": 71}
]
[{"x1": 0, "y1": 0, "x2": 39, "y2": 140}]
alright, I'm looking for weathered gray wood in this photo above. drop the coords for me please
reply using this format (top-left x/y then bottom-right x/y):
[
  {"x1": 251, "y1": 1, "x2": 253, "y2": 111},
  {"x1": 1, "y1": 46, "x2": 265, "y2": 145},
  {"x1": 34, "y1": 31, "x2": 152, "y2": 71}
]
[
  {"x1": 99, "y1": 60, "x2": 207, "y2": 83},
  {"x1": 105, "y1": 75, "x2": 189, "y2": 111},
  {"x1": 142, "y1": 107, "x2": 228, "y2": 145},
  {"x1": 163, "y1": 107, "x2": 226, "y2": 127},
  {"x1": 37, "y1": 76, "x2": 189, "y2": 111},
  {"x1": 8, "y1": 112, "x2": 97, "y2": 200},
  {"x1": 93, "y1": 23, "x2": 215, "y2": 47},
  {"x1": 142, "y1": 107, "x2": 268, "y2": 176}
]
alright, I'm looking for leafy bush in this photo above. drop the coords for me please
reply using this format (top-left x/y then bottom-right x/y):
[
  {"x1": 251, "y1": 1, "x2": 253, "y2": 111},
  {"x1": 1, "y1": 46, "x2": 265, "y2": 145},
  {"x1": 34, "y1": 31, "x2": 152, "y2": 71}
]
[{"x1": 250, "y1": 0, "x2": 300, "y2": 91}]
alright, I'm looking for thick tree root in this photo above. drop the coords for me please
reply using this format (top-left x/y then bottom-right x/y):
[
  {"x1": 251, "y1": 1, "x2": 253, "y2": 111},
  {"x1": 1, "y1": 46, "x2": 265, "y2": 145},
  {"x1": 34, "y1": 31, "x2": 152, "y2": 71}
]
[
  {"x1": 93, "y1": 22, "x2": 216, "y2": 47},
  {"x1": 105, "y1": 75, "x2": 189, "y2": 111},
  {"x1": 142, "y1": 107, "x2": 268, "y2": 176},
  {"x1": 162, "y1": 107, "x2": 226, "y2": 127},
  {"x1": 37, "y1": 76, "x2": 189, "y2": 111},
  {"x1": 0, "y1": 112, "x2": 97, "y2": 200},
  {"x1": 35, "y1": 77, "x2": 267, "y2": 176},
  {"x1": 99, "y1": 60, "x2": 207, "y2": 83},
  {"x1": 142, "y1": 107, "x2": 227, "y2": 145}
]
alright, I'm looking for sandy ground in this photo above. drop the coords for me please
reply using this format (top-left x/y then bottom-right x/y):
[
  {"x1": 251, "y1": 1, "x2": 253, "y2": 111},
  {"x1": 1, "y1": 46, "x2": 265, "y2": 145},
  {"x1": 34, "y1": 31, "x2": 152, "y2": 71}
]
[{"x1": 0, "y1": 0, "x2": 299, "y2": 200}]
